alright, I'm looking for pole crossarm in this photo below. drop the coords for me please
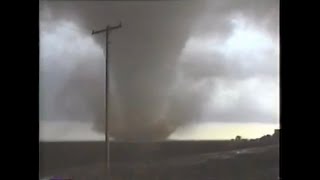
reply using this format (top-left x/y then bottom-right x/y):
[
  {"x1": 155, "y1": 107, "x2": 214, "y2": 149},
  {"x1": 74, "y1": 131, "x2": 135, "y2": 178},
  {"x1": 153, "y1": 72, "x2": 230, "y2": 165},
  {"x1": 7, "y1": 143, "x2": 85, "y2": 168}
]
[{"x1": 92, "y1": 22, "x2": 122, "y2": 35}]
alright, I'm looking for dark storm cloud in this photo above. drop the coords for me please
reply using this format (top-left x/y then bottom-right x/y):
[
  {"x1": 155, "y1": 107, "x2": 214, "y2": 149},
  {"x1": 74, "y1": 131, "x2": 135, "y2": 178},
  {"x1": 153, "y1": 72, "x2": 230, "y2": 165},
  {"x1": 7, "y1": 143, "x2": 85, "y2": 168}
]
[
  {"x1": 180, "y1": 45, "x2": 278, "y2": 80},
  {"x1": 40, "y1": 0, "x2": 279, "y2": 141},
  {"x1": 189, "y1": 0, "x2": 278, "y2": 39}
]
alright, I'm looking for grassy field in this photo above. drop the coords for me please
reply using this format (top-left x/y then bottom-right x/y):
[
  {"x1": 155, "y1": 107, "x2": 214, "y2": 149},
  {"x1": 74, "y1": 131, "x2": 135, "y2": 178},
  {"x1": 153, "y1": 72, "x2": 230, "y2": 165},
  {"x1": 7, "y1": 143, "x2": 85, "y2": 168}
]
[{"x1": 40, "y1": 140, "x2": 279, "y2": 180}]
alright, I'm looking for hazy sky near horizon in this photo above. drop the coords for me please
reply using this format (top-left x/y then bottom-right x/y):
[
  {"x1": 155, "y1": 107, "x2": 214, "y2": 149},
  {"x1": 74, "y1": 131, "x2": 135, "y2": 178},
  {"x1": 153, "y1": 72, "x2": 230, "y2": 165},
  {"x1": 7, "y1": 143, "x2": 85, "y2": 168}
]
[{"x1": 40, "y1": 0, "x2": 279, "y2": 141}]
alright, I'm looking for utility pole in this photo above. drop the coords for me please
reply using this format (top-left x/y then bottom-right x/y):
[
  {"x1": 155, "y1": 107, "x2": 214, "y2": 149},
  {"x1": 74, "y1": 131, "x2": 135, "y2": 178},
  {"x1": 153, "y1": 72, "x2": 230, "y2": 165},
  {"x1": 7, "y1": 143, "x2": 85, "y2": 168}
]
[{"x1": 92, "y1": 22, "x2": 122, "y2": 178}]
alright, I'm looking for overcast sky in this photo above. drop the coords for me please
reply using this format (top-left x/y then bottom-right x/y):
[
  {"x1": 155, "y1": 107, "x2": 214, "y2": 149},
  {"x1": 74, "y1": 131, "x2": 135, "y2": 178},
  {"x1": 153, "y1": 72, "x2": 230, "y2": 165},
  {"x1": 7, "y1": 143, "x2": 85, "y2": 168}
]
[{"x1": 39, "y1": 0, "x2": 279, "y2": 141}]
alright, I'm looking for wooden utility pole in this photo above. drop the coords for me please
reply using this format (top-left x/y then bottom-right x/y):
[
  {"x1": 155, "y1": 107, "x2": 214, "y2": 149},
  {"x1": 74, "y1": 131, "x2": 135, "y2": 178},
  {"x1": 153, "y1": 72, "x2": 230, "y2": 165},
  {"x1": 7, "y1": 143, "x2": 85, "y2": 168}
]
[{"x1": 92, "y1": 22, "x2": 122, "y2": 178}]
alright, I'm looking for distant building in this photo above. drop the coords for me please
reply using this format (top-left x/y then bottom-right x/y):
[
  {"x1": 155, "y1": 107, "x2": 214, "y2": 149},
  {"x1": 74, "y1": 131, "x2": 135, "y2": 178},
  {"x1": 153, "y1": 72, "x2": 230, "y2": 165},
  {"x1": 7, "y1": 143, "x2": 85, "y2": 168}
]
[
  {"x1": 273, "y1": 129, "x2": 280, "y2": 138},
  {"x1": 235, "y1": 135, "x2": 242, "y2": 141}
]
